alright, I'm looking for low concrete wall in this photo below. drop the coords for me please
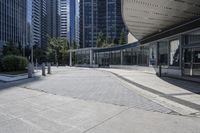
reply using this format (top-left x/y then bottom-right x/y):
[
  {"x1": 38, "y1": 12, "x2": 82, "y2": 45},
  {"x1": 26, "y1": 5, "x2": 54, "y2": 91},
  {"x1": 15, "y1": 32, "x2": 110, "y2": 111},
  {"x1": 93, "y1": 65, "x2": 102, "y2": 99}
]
[
  {"x1": 161, "y1": 68, "x2": 182, "y2": 76},
  {"x1": 110, "y1": 65, "x2": 182, "y2": 76},
  {"x1": 74, "y1": 64, "x2": 99, "y2": 68},
  {"x1": 110, "y1": 65, "x2": 158, "y2": 74}
]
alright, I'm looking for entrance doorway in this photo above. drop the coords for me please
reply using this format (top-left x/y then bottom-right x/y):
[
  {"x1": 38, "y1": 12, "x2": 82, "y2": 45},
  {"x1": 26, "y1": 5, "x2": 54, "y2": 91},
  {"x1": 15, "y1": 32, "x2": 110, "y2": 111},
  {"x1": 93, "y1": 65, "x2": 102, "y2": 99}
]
[{"x1": 183, "y1": 48, "x2": 200, "y2": 76}]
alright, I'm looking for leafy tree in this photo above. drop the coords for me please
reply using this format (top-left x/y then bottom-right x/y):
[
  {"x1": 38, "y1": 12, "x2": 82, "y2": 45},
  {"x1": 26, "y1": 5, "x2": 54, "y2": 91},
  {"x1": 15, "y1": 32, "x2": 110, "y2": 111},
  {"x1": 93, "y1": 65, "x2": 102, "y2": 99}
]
[
  {"x1": 60, "y1": 38, "x2": 68, "y2": 65},
  {"x1": 3, "y1": 41, "x2": 20, "y2": 56},
  {"x1": 119, "y1": 30, "x2": 127, "y2": 45},
  {"x1": 96, "y1": 32, "x2": 105, "y2": 48},
  {"x1": 33, "y1": 45, "x2": 47, "y2": 64},
  {"x1": 47, "y1": 37, "x2": 69, "y2": 65},
  {"x1": 71, "y1": 41, "x2": 79, "y2": 49}
]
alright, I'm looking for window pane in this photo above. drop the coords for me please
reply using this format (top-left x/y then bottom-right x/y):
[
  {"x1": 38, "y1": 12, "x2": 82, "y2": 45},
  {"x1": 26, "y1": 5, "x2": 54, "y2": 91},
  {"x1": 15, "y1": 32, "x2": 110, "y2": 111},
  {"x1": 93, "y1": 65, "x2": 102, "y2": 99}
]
[
  {"x1": 170, "y1": 40, "x2": 180, "y2": 66},
  {"x1": 159, "y1": 42, "x2": 168, "y2": 65}
]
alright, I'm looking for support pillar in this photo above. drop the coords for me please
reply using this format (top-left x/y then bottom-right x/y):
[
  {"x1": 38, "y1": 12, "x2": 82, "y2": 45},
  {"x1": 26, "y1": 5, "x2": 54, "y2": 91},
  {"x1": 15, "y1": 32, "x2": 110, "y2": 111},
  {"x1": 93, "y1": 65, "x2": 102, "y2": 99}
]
[
  {"x1": 120, "y1": 50, "x2": 123, "y2": 65},
  {"x1": 90, "y1": 49, "x2": 93, "y2": 67},
  {"x1": 28, "y1": 63, "x2": 33, "y2": 78},
  {"x1": 42, "y1": 63, "x2": 46, "y2": 76},
  {"x1": 69, "y1": 51, "x2": 72, "y2": 67},
  {"x1": 47, "y1": 63, "x2": 51, "y2": 74}
]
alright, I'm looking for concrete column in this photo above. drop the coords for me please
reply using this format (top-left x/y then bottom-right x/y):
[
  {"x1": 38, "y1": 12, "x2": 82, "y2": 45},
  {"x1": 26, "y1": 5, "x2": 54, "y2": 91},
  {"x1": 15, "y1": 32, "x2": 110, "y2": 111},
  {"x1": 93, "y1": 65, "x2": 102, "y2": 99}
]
[
  {"x1": 69, "y1": 51, "x2": 72, "y2": 67},
  {"x1": 47, "y1": 63, "x2": 51, "y2": 74},
  {"x1": 90, "y1": 49, "x2": 93, "y2": 67},
  {"x1": 120, "y1": 50, "x2": 123, "y2": 65},
  {"x1": 28, "y1": 63, "x2": 33, "y2": 78},
  {"x1": 42, "y1": 63, "x2": 46, "y2": 76}
]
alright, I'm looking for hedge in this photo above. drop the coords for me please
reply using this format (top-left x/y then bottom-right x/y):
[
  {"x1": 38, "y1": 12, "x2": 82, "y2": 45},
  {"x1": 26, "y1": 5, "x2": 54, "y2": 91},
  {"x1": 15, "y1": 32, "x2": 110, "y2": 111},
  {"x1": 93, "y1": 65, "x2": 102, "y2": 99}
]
[{"x1": 2, "y1": 55, "x2": 28, "y2": 72}]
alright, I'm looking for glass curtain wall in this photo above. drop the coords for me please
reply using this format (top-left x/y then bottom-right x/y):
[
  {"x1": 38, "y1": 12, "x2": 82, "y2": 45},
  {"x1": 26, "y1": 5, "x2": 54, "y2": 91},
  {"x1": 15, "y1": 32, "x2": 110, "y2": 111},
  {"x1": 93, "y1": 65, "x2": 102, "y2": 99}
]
[
  {"x1": 169, "y1": 40, "x2": 180, "y2": 67},
  {"x1": 74, "y1": 50, "x2": 90, "y2": 65},
  {"x1": 158, "y1": 41, "x2": 168, "y2": 66}
]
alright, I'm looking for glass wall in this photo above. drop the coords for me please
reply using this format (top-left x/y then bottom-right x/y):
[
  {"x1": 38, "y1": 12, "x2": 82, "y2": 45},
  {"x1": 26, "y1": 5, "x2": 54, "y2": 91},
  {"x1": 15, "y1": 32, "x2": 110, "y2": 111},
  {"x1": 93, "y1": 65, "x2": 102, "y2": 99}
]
[
  {"x1": 93, "y1": 46, "x2": 149, "y2": 66},
  {"x1": 110, "y1": 51, "x2": 121, "y2": 65},
  {"x1": 158, "y1": 41, "x2": 168, "y2": 66},
  {"x1": 183, "y1": 29, "x2": 200, "y2": 76},
  {"x1": 74, "y1": 50, "x2": 90, "y2": 65},
  {"x1": 138, "y1": 46, "x2": 149, "y2": 66},
  {"x1": 169, "y1": 40, "x2": 180, "y2": 67}
]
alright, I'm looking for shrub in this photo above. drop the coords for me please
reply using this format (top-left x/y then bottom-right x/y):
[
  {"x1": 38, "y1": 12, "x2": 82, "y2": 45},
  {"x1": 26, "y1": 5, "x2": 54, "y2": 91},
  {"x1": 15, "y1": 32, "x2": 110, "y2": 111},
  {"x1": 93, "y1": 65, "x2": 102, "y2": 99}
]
[{"x1": 2, "y1": 55, "x2": 28, "y2": 72}]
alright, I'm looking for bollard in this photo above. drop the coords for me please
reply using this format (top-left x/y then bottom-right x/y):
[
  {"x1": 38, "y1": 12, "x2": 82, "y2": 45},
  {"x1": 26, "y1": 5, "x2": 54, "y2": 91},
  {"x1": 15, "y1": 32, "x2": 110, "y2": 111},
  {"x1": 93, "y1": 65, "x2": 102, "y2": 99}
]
[
  {"x1": 159, "y1": 64, "x2": 162, "y2": 77},
  {"x1": 42, "y1": 63, "x2": 46, "y2": 76},
  {"x1": 28, "y1": 63, "x2": 33, "y2": 78},
  {"x1": 47, "y1": 63, "x2": 51, "y2": 74}
]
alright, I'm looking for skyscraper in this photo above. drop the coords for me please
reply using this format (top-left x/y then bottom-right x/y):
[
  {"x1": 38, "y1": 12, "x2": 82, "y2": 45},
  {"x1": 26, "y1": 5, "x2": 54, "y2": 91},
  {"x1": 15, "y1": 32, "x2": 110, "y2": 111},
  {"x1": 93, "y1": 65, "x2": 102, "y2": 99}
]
[
  {"x1": 75, "y1": 0, "x2": 80, "y2": 47},
  {"x1": 46, "y1": 0, "x2": 79, "y2": 48},
  {"x1": 80, "y1": 0, "x2": 98, "y2": 48},
  {"x1": 31, "y1": 0, "x2": 47, "y2": 48},
  {"x1": 40, "y1": 0, "x2": 48, "y2": 49},
  {"x1": 32, "y1": 0, "x2": 42, "y2": 46},
  {"x1": 79, "y1": 0, "x2": 127, "y2": 48},
  {"x1": 0, "y1": 0, "x2": 27, "y2": 50},
  {"x1": 26, "y1": 0, "x2": 33, "y2": 48},
  {"x1": 47, "y1": 0, "x2": 60, "y2": 38},
  {"x1": 68, "y1": 0, "x2": 76, "y2": 47},
  {"x1": 60, "y1": 0, "x2": 69, "y2": 38}
]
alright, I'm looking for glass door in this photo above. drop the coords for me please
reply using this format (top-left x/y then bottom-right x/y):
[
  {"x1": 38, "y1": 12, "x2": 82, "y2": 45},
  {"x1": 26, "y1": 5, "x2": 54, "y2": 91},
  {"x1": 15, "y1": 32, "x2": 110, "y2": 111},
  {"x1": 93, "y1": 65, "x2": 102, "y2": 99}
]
[
  {"x1": 183, "y1": 48, "x2": 192, "y2": 76},
  {"x1": 193, "y1": 48, "x2": 200, "y2": 76},
  {"x1": 183, "y1": 48, "x2": 200, "y2": 76}
]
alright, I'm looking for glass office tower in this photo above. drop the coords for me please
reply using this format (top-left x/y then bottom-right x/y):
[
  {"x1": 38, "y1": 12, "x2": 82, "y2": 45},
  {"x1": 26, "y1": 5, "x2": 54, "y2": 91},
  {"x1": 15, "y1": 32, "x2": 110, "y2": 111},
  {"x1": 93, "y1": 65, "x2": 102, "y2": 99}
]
[
  {"x1": 47, "y1": 0, "x2": 60, "y2": 38},
  {"x1": 0, "y1": 0, "x2": 27, "y2": 50},
  {"x1": 79, "y1": 0, "x2": 127, "y2": 48}
]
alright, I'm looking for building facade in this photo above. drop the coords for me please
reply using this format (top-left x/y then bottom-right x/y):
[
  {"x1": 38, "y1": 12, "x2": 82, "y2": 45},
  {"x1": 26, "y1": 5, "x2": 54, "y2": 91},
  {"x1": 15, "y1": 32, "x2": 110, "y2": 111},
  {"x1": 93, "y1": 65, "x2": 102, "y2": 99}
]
[
  {"x1": 121, "y1": 0, "x2": 200, "y2": 77},
  {"x1": 0, "y1": 0, "x2": 27, "y2": 49},
  {"x1": 40, "y1": 0, "x2": 47, "y2": 49},
  {"x1": 26, "y1": 0, "x2": 33, "y2": 48},
  {"x1": 60, "y1": 0, "x2": 69, "y2": 38},
  {"x1": 31, "y1": 0, "x2": 47, "y2": 48},
  {"x1": 75, "y1": 0, "x2": 80, "y2": 47},
  {"x1": 80, "y1": 0, "x2": 98, "y2": 48},
  {"x1": 47, "y1": 0, "x2": 60, "y2": 38},
  {"x1": 79, "y1": 0, "x2": 127, "y2": 48},
  {"x1": 70, "y1": 0, "x2": 200, "y2": 79},
  {"x1": 68, "y1": 0, "x2": 76, "y2": 47}
]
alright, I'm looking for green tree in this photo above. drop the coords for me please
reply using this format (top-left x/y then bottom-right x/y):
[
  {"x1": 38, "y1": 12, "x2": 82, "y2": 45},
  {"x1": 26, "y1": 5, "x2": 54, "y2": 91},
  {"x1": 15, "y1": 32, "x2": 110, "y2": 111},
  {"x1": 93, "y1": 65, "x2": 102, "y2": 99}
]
[
  {"x1": 47, "y1": 37, "x2": 69, "y2": 65},
  {"x1": 3, "y1": 41, "x2": 20, "y2": 56},
  {"x1": 60, "y1": 38, "x2": 68, "y2": 65},
  {"x1": 96, "y1": 32, "x2": 105, "y2": 48},
  {"x1": 119, "y1": 31, "x2": 127, "y2": 45},
  {"x1": 33, "y1": 45, "x2": 47, "y2": 64},
  {"x1": 72, "y1": 41, "x2": 79, "y2": 49}
]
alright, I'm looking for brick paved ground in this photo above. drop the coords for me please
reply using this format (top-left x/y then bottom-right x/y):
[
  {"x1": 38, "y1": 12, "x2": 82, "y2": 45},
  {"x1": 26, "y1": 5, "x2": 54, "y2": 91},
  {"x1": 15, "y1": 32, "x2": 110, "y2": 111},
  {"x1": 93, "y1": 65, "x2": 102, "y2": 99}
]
[
  {"x1": 22, "y1": 67, "x2": 172, "y2": 114},
  {"x1": 0, "y1": 67, "x2": 200, "y2": 133}
]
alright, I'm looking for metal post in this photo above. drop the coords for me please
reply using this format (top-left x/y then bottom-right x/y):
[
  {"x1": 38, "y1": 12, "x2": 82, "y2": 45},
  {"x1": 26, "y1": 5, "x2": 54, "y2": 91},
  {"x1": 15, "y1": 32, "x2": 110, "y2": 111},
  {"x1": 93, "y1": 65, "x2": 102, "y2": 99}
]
[{"x1": 42, "y1": 63, "x2": 46, "y2": 76}]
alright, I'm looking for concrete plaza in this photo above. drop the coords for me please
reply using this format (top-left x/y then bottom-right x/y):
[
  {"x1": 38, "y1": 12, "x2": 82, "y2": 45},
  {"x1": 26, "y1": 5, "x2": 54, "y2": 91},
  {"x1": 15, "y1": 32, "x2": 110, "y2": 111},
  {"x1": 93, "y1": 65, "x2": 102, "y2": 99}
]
[{"x1": 0, "y1": 67, "x2": 199, "y2": 133}]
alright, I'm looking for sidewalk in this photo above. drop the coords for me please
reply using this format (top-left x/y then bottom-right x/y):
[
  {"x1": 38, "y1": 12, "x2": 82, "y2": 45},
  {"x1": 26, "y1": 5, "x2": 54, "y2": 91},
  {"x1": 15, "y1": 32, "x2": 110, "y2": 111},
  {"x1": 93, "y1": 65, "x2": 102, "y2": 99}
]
[
  {"x1": 100, "y1": 68, "x2": 200, "y2": 116},
  {"x1": 0, "y1": 71, "x2": 41, "y2": 82}
]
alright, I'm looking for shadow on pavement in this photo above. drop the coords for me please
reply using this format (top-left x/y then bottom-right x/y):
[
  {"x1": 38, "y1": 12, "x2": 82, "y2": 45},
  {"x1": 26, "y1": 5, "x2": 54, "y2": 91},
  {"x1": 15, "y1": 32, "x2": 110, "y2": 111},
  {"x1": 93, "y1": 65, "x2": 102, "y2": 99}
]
[
  {"x1": 0, "y1": 76, "x2": 44, "y2": 91},
  {"x1": 160, "y1": 77, "x2": 200, "y2": 95}
]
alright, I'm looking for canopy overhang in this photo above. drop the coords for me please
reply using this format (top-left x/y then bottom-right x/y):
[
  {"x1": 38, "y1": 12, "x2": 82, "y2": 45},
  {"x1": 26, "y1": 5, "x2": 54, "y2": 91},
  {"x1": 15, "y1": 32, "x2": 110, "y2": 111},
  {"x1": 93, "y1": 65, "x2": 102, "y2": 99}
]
[{"x1": 122, "y1": 0, "x2": 200, "y2": 41}]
